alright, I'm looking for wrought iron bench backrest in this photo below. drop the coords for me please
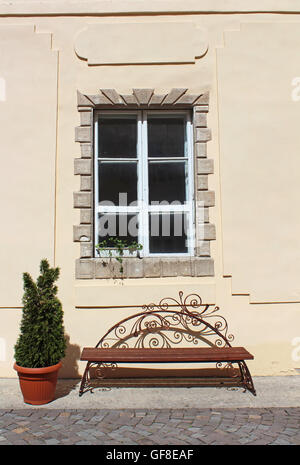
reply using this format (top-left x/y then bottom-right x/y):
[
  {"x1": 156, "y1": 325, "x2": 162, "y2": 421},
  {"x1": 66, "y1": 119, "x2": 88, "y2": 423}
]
[{"x1": 96, "y1": 292, "x2": 234, "y2": 350}]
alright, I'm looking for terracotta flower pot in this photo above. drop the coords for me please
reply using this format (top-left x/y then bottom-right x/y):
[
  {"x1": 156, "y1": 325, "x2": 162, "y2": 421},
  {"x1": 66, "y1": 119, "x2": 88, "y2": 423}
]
[{"x1": 14, "y1": 361, "x2": 62, "y2": 405}]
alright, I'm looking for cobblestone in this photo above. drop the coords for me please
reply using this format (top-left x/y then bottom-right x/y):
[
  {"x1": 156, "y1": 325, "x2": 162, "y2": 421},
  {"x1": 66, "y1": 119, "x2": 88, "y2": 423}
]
[{"x1": 0, "y1": 407, "x2": 299, "y2": 445}]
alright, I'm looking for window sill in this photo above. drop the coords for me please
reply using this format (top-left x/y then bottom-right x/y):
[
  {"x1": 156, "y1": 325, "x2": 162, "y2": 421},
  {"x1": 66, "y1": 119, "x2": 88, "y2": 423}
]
[{"x1": 75, "y1": 257, "x2": 214, "y2": 279}]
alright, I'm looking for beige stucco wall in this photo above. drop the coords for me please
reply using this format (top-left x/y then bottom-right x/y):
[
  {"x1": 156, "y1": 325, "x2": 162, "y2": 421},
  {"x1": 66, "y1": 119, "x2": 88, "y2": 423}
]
[{"x1": 1, "y1": 1, "x2": 300, "y2": 378}]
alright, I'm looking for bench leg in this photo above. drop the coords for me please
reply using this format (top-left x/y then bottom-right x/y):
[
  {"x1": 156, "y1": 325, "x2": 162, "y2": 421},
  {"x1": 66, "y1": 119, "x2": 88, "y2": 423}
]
[
  {"x1": 79, "y1": 362, "x2": 92, "y2": 397},
  {"x1": 238, "y1": 361, "x2": 256, "y2": 396}
]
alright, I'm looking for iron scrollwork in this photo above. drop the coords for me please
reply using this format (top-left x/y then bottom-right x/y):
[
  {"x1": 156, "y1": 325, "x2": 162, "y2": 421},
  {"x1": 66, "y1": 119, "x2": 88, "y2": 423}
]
[
  {"x1": 79, "y1": 292, "x2": 256, "y2": 396},
  {"x1": 97, "y1": 291, "x2": 234, "y2": 350}
]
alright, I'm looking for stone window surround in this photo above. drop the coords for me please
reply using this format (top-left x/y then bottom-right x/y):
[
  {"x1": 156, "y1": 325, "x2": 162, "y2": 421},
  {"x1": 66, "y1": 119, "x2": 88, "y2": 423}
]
[{"x1": 74, "y1": 88, "x2": 215, "y2": 279}]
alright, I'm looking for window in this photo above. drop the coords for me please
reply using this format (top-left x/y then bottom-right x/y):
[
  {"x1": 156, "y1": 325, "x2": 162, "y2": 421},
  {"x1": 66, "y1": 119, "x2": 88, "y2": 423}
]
[
  {"x1": 74, "y1": 88, "x2": 215, "y2": 279},
  {"x1": 94, "y1": 111, "x2": 194, "y2": 256}
]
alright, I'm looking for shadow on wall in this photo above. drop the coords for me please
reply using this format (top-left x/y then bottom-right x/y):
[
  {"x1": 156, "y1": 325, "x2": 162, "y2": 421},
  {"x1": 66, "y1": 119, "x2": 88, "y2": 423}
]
[
  {"x1": 54, "y1": 334, "x2": 82, "y2": 400},
  {"x1": 59, "y1": 334, "x2": 81, "y2": 378}
]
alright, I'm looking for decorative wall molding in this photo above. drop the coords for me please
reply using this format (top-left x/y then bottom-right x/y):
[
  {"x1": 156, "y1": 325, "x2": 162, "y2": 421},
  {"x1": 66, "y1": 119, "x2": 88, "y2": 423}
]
[
  {"x1": 74, "y1": 23, "x2": 208, "y2": 65},
  {"x1": 74, "y1": 88, "x2": 215, "y2": 279}
]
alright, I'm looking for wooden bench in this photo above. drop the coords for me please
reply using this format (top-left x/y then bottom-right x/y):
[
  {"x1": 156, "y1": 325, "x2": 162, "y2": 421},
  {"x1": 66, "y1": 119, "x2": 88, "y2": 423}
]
[{"x1": 79, "y1": 292, "x2": 256, "y2": 396}]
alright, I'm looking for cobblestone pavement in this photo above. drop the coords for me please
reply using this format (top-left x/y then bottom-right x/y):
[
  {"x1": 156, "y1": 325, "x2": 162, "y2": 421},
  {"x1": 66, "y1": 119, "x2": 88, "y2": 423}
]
[{"x1": 0, "y1": 407, "x2": 300, "y2": 445}]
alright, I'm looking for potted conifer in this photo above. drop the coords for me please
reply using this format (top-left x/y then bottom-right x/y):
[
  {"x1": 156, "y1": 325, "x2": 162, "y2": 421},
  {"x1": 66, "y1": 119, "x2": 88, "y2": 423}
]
[{"x1": 13, "y1": 259, "x2": 66, "y2": 405}]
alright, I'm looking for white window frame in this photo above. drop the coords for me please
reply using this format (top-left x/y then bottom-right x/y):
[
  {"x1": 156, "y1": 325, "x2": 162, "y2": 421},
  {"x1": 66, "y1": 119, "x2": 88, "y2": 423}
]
[{"x1": 94, "y1": 110, "x2": 195, "y2": 257}]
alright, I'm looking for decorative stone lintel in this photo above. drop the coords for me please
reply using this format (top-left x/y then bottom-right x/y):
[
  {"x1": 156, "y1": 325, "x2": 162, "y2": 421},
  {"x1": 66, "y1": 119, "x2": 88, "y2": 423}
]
[
  {"x1": 77, "y1": 91, "x2": 94, "y2": 108},
  {"x1": 175, "y1": 94, "x2": 202, "y2": 105},
  {"x1": 101, "y1": 88, "x2": 126, "y2": 105},
  {"x1": 196, "y1": 92, "x2": 209, "y2": 105},
  {"x1": 133, "y1": 88, "x2": 154, "y2": 105},
  {"x1": 162, "y1": 88, "x2": 187, "y2": 105}
]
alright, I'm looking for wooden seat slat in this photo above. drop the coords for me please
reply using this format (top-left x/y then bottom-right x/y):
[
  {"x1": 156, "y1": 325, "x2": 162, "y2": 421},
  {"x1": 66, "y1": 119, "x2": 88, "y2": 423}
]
[{"x1": 80, "y1": 346, "x2": 254, "y2": 363}]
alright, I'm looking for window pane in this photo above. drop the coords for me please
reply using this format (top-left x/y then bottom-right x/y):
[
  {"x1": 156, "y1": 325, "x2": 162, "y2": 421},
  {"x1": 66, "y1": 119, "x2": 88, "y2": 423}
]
[
  {"x1": 149, "y1": 212, "x2": 187, "y2": 253},
  {"x1": 148, "y1": 116, "x2": 185, "y2": 157},
  {"x1": 98, "y1": 116, "x2": 137, "y2": 158},
  {"x1": 98, "y1": 162, "x2": 137, "y2": 205},
  {"x1": 97, "y1": 213, "x2": 139, "y2": 245},
  {"x1": 148, "y1": 161, "x2": 186, "y2": 204}
]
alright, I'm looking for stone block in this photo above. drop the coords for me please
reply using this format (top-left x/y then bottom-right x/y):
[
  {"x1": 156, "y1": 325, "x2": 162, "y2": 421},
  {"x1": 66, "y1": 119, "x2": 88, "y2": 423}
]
[
  {"x1": 88, "y1": 94, "x2": 113, "y2": 106},
  {"x1": 73, "y1": 192, "x2": 92, "y2": 208},
  {"x1": 196, "y1": 92, "x2": 209, "y2": 105},
  {"x1": 143, "y1": 258, "x2": 161, "y2": 277},
  {"x1": 101, "y1": 89, "x2": 125, "y2": 105},
  {"x1": 197, "y1": 159, "x2": 214, "y2": 175},
  {"x1": 161, "y1": 259, "x2": 178, "y2": 277},
  {"x1": 79, "y1": 110, "x2": 93, "y2": 126},
  {"x1": 176, "y1": 259, "x2": 192, "y2": 276},
  {"x1": 193, "y1": 258, "x2": 214, "y2": 276},
  {"x1": 80, "y1": 175, "x2": 92, "y2": 191},
  {"x1": 120, "y1": 94, "x2": 138, "y2": 106},
  {"x1": 74, "y1": 158, "x2": 92, "y2": 175},
  {"x1": 194, "y1": 112, "x2": 207, "y2": 127},
  {"x1": 195, "y1": 128, "x2": 211, "y2": 142},
  {"x1": 75, "y1": 126, "x2": 92, "y2": 143},
  {"x1": 194, "y1": 142, "x2": 207, "y2": 158},
  {"x1": 95, "y1": 258, "x2": 113, "y2": 278},
  {"x1": 195, "y1": 241, "x2": 211, "y2": 257},
  {"x1": 194, "y1": 104, "x2": 209, "y2": 113},
  {"x1": 197, "y1": 175, "x2": 208, "y2": 190},
  {"x1": 196, "y1": 191, "x2": 215, "y2": 207},
  {"x1": 77, "y1": 91, "x2": 94, "y2": 107},
  {"x1": 73, "y1": 224, "x2": 92, "y2": 242},
  {"x1": 133, "y1": 89, "x2": 154, "y2": 105},
  {"x1": 75, "y1": 259, "x2": 95, "y2": 279},
  {"x1": 197, "y1": 223, "x2": 216, "y2": 241},
  {"x1": 80, "y1": 209, "x2": 92, "y2": 224},
  {"x1": 80, "y1": 143, "x2": 93, "y2": 158},
  {"x1": 80, "y1": 242, "x2": 93, "y2": 258},
  {"x1": 163, "y1": 88, "x2": 187, "y2": 105},
  {"x1": 175, "y1": 94, "x2": 201, "y2": 105},
  {"x1": 149, "y1": 95, "x2": 166, "y2": 106},
  {"x1": 196, "y1": 206, "x2": 210, "y2": 223},
  {"x1": 125, "y1": 258, "x2": 144, "y2": 278}
]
